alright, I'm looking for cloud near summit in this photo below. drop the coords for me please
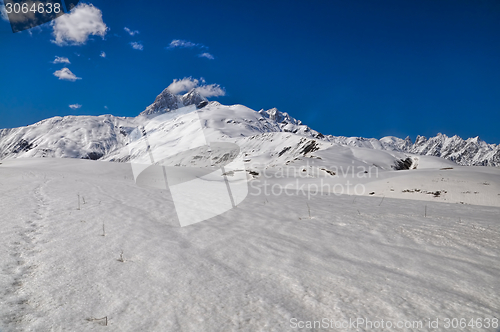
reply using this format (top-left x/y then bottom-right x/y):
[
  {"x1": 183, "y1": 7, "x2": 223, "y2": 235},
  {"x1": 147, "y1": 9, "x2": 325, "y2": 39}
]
[{"x1": 167, "y1": 78, "x2": 225, "y2": 98}]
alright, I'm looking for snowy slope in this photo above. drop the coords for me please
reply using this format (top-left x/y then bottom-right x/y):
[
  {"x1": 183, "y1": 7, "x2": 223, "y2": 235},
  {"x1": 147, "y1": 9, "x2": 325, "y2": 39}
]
[{"x1": 0, "y1": 158, "x2": 499, "y2": 331}]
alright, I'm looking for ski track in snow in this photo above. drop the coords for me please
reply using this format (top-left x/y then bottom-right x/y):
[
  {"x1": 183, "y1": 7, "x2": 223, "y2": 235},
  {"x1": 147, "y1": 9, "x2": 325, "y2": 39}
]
[{"x1": 0, "y1": 159, "x2": 499, "y2": 331}]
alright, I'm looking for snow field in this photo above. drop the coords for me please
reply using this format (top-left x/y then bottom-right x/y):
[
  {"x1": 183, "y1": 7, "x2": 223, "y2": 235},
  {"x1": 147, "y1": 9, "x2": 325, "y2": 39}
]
[{"x1": 0, "y1": 158, "x2": 499, "y2": 331}]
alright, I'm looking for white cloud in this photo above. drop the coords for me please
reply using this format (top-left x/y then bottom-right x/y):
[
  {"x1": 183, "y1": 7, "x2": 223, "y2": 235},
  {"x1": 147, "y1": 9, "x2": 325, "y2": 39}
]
[
  {"x1": 167, "y1": 77, "x2": 200, "y2": 94},
  {"x1": 195, "y1": 84, "x2": 225, "y2": 98},
  {"x1": 130, "y1": 42, "x2": 143, "y2": 50},
  {"x1": 167, "y1": 77, "x2": 225, "y2": 98},
  {"x1": 104, "y1": 106, "x2": 108, "y2": 109},
  {"x1": 1, "y1": 2, "x2": 8, "y2": 22},
  {"x1": 167, "y1": 39, "x2": 199, "y2": 49},
  {"x1": 53, "y1": 68, "x2": 81, "y2": 81},
  {"x1": 100, "y1": 51, "x2": 106, "y2": 58},
  {"x1": 69, "y1": 104, "x2": 82, "y2": 109},
  {"x1": 53, "y1": 56, "x2": 71, "y2": 64},
  {"x1": 124, "y1": 27, "x2": 139, "y2": 36},
  {"x1": 198, "y1": 52, "x2": 214, "y2": 60},
  {"x1": 51, "y1": 3, "x2": 108, "y2": 46},
  {"x1": 167, "y1": 39, "x2": 215, "y2": 59},
  {"x1": 26, "y1": 25, "x2": 42, "y2": 37}
]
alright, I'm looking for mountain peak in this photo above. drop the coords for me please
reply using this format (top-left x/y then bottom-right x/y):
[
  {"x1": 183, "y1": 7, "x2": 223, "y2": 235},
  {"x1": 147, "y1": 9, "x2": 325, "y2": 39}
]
[
  {"x1": 140, "y1": 88, "x2": 182, "y2": 116},
  {"x1": 182, "y1": 89, "x2": 207, "y2": 107},
  {"x1": 258, "y1": 108, "x2": 299, "y2": 125},
  {"x1": 415, "y1": 135, "x2": 427, "y2": 144},
  {"x1": 468, "y1": 136, "x2": 481, "y2": 142},
  {"x1": 139, "y1": 87, "x2": 210, "y2": 117}
]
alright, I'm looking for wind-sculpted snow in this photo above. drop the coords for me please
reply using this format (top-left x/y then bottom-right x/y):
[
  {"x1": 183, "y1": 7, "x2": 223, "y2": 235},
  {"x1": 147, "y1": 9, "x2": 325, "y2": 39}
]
[{"x1": 0, "y1": 158, "x2": 499, "y2": 330}]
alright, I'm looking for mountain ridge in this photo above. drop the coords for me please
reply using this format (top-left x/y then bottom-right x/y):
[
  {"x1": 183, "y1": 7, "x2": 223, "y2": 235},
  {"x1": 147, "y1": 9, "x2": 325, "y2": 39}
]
[{"x1": 0, "y1": 88, "x2": 499, "y2": 167}]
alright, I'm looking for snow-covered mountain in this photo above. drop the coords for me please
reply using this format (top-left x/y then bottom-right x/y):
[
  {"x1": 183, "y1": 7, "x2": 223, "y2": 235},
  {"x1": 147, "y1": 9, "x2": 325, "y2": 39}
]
[
  {"x1": 326, "y1": 133, "x2": 500, "y2": 167},
  {"x1": 385, "y1": 134, "x2": 500, "y2": 167},
  {"x1": 0, "y1": 115, "x2": 134, "y2": 160},
  {"x1": 0, "y1": 87, "x2": 499, "y2": 167},
  {"x1": 253, "y1": 108, "x2": 500, "y2": 167}
]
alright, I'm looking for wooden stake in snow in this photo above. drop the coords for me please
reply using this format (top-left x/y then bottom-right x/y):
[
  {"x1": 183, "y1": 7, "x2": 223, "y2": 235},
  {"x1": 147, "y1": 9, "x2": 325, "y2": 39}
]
[
  {"x1": 102, "y1": 222, "x2": 105, "y2": 237},
  {"x1": 378, "y1": 196, "x2": 385, "y2": 206},
  {"x1": 307, "y1": 203, "x2": 311, "y2": 219},
  {"x1": 77, "y1": 194, "x2": 80, "y2": 210},
  {"x1": 118, "y1": 250, "x2": 124, "y2": 262},
  {"x1": 87, "y1": 316, "x2": 107, "y2": 326}
]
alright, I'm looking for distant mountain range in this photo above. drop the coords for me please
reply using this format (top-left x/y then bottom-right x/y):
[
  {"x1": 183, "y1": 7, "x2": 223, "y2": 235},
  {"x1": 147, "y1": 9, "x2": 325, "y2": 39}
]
[{"x1": 0, "y1": 88, "x2": 499, "y2": 167}]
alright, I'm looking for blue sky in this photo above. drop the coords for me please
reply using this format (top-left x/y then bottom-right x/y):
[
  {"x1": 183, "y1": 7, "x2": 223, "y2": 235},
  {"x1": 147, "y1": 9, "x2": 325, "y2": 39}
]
[{"x1": 1, "y1": 0, "x2": 500, "y2": 143}]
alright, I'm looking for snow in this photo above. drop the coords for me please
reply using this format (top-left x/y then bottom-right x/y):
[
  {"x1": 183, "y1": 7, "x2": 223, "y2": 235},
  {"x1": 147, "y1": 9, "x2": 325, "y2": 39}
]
[
  {"x1": 1, "y1": 93, "x2": 499, "y2": 330},
  {"x1": 0, "y1": 115, "x2": 137, "y2": 160},
  {"x1": 2, "y1": 100, "x2": 500, "y2": 167},
  {"x1": 0, "y1": 158, "x2": 499, "y2": 331}
]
